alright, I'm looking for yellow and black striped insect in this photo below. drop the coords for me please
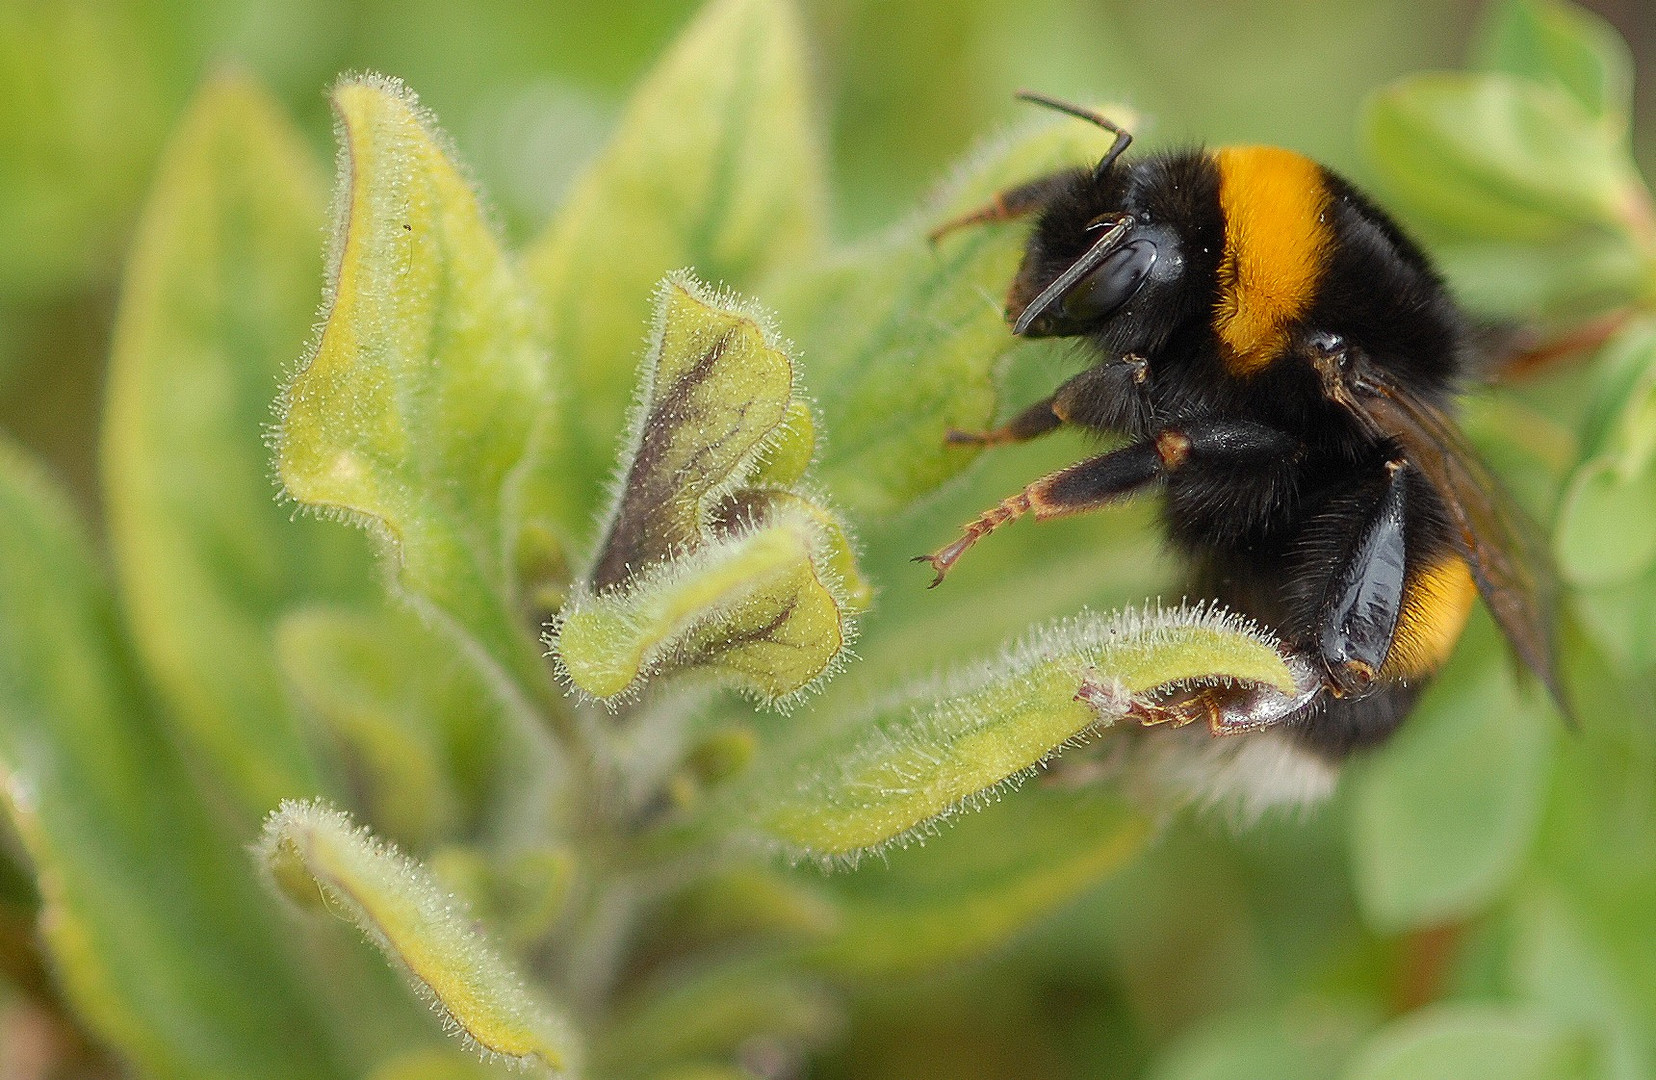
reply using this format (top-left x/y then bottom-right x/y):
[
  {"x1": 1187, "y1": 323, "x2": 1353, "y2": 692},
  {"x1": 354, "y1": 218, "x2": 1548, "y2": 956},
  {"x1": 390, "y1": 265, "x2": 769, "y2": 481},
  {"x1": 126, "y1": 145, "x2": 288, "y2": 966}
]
[{"x1": 917, "y1": 93, "x2": 1566, "y2": 759}]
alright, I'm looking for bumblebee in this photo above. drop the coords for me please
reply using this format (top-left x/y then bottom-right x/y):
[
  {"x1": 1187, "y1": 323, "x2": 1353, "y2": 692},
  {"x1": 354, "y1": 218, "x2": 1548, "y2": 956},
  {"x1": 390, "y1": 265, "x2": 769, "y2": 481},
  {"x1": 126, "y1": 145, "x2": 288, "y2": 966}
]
[{"x1": 918, "y1": 93, "x2": 1566, "y2": 758}]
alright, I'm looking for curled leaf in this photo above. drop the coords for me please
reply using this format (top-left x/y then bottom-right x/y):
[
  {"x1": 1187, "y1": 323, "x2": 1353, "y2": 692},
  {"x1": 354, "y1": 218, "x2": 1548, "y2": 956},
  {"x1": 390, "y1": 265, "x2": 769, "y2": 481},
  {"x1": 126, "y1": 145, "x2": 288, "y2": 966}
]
[
  {"x1": 589, "y1": 275, "x2": 799, "y2": 591},
  {"x1": 738, "y1": 605, "x2": 1299, "y2": 862},
  {"x1": 275, "y1": 74, "x2": 556, "y2": 713},
  {"x1": 556, "y1": 514, "x2": 852, "y2": 706},
  {"x1": 261, "y1": 800, "x2": 579, "y2": 1074},
  {"x1": 522, "y1": 0, "x2": 827, "y2": 524},
  {"x1": 552, "y1": 274, "x2": 864, "y2": 706}
]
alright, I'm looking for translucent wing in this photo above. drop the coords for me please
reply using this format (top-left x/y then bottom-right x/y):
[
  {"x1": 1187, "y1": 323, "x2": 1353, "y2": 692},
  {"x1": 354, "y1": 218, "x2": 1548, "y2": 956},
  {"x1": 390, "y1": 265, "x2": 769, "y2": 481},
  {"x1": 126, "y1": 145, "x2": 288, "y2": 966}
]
[{"x1": 1347, "y1": 371, "x2": 1568, "y2": 715}]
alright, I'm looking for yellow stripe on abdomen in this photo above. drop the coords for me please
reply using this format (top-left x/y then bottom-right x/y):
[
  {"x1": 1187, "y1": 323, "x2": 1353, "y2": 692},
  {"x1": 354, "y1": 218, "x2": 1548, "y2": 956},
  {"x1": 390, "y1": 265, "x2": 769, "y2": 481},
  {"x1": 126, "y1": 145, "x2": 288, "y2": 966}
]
[
  {"x1": 1382, "y1": 555, "x2": 1477, "y2": 680},
  {"x1": 1212, "y1": 146, "x2": 1331, "y2": 377}
]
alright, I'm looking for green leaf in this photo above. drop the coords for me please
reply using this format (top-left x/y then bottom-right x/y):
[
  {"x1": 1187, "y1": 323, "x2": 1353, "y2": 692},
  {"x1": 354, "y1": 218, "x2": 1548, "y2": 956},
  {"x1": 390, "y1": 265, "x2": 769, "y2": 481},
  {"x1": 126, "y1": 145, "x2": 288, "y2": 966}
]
[
  {"x1": 1429, "y1": 234, "x2": 1648, "y2": 322},
  {"x1": 804, "y1": 789, "x2": 1150, "y2": 978},
  {"x1": 737, "y1": 605, "x2": 1298, "y2": 861},
  {"x1": 558, "y1": 515, "x2": 853, "y2": 705},
  {"x1": 522, "y1": 0, "x2": 827, "y2": 527},
  {"x1": 765, "y1": 114, "x2": 1125, "y2": 517},
  {"x1": 1146, "y1": 1007, "x2": 1375, "y2": 1080},
  {"x1": 275, "y1": 76, "x2": 557, "y2": 717},
  {"x1": 262, "y1": 799, "x2": 579, "y2": 1074},
  {"x1": 1341, "y1": 1005, "x2": 1597, "y2": 1080},
  {"x1": 0, "y1": 437, "x2": 354, "y2": 1079},
  {"x1": 1349, "y1": 623, "x2": 1554, "y2": 931},
  {"x1": 1362, "y1": 72, "x2": 1645, "y2": 244},
  {"x1": 1510, "y1": 890, "x2": 1653, "y2": 1080},
  {"x1": 551, "y1": 275, "x2": 864, "y2": 706},
  {"x1": 0, "y1": 4, "x2": 184, "y2": 297},
  {"x1": 102, "y1": 73, "x2": 376, "y2": 816},
  {"x1": 1553, "y1": 459, "x2": 1656, "y2": 587},
  {"x1": 1555, "y1": 324, "x2": 1656, "y2": 587},
  {"x1": 598, "y1": 959, "x2": 838, "y2": 1077},
  {"x1": 275, "y1": 605, "x2": 506, "y2": 847},
  {"x1": 585, "y1": 275, "x2": 805, "y2": 591},
  {"x1": 1475, "y1": 0, "x2": 1632, "y2": 130}
]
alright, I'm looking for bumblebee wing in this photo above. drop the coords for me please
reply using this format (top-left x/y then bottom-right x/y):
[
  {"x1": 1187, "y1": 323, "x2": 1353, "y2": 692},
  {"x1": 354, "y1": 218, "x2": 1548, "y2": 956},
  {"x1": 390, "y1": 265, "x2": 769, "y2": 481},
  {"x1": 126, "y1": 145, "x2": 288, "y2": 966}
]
[{"x1": 1352, "y1": 374, "x2": 1568, "y2": 715}]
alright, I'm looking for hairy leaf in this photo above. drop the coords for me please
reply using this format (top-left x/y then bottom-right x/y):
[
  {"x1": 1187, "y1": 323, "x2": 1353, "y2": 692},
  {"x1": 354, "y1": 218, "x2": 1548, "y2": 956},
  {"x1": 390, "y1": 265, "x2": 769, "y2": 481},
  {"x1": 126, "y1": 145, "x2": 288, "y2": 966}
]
[
  {"x1": 558, "y1": 515, "x2": 852, "y2": 705},
  {"x1": 262, "y1": 800, "x2": 578, "y2": 1073},
  {"x1": 738, "y1": 606, "x2": 1297, "y2": 861},
  {"x1": 276, "y1": 76, "x2": 556, "y2": 716},
  {"x1": 522, "y1": 0, "x2": 826, "y2": 526},
  {"x1": 553, "y1": 275, "x2": 863, "y2": 706},
  {"x1": 587, "y1": 276, "x2": 800, "y2": 592}
]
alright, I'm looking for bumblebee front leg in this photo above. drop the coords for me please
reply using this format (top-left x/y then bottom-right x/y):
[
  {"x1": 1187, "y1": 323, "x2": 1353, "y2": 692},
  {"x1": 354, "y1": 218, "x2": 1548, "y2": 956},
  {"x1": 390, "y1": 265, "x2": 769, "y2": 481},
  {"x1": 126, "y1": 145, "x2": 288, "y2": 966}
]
[
  {"x1": 917, "y1": 418, "x2": 1296, "y2": 586},
  {"x1": 946, "y1": 355, "x2": 1151, "y2": 447},
  {"x1": 927, "y1": 171, "x2": 1074, "y2": 244}
]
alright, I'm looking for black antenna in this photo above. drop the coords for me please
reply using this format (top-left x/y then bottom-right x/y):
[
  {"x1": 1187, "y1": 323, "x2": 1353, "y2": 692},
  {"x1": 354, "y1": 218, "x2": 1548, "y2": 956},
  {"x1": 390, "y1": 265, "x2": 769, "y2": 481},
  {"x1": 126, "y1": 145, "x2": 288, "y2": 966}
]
[
  {"x1": 1015, "y1": 90, "x2": 1132, "y2": 179},
  {"x1": 1012, "y1": 215, "x2": 1133, "y2": 336}
]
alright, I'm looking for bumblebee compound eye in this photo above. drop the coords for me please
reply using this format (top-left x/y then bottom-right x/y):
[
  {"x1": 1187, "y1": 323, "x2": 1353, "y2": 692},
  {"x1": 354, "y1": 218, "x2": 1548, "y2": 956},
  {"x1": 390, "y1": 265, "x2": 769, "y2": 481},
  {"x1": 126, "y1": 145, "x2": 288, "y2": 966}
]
[
  {"x1": 1015, "y1": 238, "x2": 1158, "y2": 338},
  {"x1": 1060, "y1": 239, "x2": 1158, "y2": 323}
]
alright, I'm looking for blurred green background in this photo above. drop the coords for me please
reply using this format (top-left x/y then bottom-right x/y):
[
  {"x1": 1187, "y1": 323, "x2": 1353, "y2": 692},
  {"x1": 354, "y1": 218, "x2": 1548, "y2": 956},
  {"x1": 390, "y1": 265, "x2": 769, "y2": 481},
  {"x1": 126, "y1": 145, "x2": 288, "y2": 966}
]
[
  {"x1": 4, "y1": 0, "x2": 1651, "y2": 522},
  {"x1": 3, "y1": 2, "x2": 1655, "y2": 1079}
]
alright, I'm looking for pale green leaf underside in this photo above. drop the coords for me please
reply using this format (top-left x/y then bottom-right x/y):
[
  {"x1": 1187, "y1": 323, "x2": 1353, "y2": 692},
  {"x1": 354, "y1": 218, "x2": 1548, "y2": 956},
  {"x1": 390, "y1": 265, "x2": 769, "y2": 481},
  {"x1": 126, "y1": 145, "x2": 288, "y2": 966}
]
[
  {"x1": 559, "y1": 517, "x2": 847, "y2": 704},
  {"x1": 557, "y1": 274, "x2": 864, "y2": 706},
  {"x1": 277, "y1": 75, "x2": 555, "y2": 714},
  {"x1": 745, "y1": 607, "x2": 1294, "y2": 860},
  {"x1": 263, "y1": 800, "x2": 579, "y2": 1074}
]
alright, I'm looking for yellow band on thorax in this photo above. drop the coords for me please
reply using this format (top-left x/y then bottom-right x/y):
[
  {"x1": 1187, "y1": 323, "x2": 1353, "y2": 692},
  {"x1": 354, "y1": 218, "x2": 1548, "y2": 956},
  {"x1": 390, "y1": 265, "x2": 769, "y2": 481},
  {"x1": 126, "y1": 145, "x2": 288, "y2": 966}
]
[{"x1": 1212, "y1": 146, "x2": 1331, "y2": 377}]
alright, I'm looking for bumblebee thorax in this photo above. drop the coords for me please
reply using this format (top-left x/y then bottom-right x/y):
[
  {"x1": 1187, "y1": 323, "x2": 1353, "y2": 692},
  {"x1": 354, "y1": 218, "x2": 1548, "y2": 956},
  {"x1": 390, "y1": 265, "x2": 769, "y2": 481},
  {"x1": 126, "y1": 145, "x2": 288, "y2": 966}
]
[{"x1": 1209, "y1": 145, "x2": 1333, "y2": 379}]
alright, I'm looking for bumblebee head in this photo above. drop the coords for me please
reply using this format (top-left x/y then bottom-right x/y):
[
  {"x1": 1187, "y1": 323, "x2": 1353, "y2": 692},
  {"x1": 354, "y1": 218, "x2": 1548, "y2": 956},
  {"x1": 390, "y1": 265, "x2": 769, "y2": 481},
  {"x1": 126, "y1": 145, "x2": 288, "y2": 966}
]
[
  {"x1": 1008, "y1": 212, "x2": 1161, "y2": 339},
  {"x1": 1001, "y1": 94, "x2": 1157, "y2": 341}
]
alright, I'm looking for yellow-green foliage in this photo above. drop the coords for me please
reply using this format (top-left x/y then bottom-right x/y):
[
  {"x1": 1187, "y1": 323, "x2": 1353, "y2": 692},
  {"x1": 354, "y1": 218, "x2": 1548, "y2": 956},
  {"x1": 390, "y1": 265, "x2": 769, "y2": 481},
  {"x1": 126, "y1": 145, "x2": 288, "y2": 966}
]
[{"x1": 2, "y1": 2, "x2": 1656, "y2": 1080}]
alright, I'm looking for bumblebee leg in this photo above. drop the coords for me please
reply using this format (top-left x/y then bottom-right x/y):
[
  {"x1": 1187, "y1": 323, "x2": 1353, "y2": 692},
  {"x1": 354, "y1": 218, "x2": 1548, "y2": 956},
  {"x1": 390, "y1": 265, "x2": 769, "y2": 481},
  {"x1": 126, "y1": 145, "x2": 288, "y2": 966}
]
[
  {"x1": 945, "y1": 394, "x2": 1065, "y2": 447},
  {"x1": 917, "y1": 419, "x2": 1296, "y2": 586},
  {"x1": 1312, "y1": 458, "x2": 1411, "y2": 697},
  {"x1": 946, "y1": 355, "x2": 1152, "y2": 447},
  {"x1": 927, "y1": 171, "x2": 1072, "y2": 244}
]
